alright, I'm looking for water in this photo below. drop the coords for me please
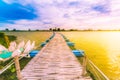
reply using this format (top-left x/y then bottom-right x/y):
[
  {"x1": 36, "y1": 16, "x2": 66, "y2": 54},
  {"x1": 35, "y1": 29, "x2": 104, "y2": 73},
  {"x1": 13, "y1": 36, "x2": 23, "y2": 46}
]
[
  {"x1": 4, "y1": 32, "x2": 52, "y2": 48},
  {"x1": 62, "y1": 31, "x2": 120, "y2": 80},
  {"x1": 0, "y1": 32, "x2": 52, "y2": 80},
  {"x1": 3, "y1": 31, "x2": 120, "y2": 79}
]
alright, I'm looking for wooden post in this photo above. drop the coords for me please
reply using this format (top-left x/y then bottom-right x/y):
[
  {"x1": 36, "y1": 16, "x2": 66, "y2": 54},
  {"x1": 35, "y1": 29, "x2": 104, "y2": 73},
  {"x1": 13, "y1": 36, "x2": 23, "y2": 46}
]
[
  {"x1": 82, "y1": 56, "x2": 87, "y2": 76},
  {"x1": 14, "y1": 56, "x2": 22, "y2": 80}
]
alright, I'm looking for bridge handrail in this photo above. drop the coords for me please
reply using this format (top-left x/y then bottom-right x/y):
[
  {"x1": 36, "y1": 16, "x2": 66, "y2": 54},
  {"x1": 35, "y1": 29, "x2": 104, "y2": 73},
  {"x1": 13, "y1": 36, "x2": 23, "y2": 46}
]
[
  {"x1": 0, "y1": 56, "x2": 24, "y2": 75},
  {"x1": 82, "y1": 56, "x2": 109, "y2": 80}
]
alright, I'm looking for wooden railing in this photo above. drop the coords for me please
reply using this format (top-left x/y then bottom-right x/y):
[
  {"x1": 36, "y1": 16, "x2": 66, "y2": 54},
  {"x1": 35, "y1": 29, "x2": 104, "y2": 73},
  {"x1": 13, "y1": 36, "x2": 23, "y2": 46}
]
[{"x1": 82, "y1": 56, "x2": 109, "y2": 80}]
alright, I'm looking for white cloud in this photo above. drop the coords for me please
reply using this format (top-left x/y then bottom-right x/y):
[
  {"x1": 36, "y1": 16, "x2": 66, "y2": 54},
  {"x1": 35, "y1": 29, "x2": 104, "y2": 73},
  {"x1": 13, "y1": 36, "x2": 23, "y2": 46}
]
[
  {"x1": 2, "y1": 0, "x2": 120, "y2": 30},
  {"x1": 110, "y1": 0, "x2": 120, "y2": 16},
  {"x1": 2, "y1": 0, "x2": 18, "y2": 4},
  {"x1": 2, "y1": 0, "x2": 13, "y2": 4}
]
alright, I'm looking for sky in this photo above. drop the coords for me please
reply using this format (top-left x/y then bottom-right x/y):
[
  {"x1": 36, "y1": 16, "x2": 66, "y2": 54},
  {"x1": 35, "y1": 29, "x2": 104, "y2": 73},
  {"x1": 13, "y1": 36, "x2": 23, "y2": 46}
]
[{"x1": 0, "y1": 0, "x2": 120, "y2": 30}]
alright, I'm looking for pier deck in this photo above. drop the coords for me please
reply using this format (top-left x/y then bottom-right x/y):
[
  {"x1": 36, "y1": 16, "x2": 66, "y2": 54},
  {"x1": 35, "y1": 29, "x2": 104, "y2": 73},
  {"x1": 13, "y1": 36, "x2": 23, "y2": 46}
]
[{"x1": 21, "y1": 33, "x2": 92, "y2": 80}]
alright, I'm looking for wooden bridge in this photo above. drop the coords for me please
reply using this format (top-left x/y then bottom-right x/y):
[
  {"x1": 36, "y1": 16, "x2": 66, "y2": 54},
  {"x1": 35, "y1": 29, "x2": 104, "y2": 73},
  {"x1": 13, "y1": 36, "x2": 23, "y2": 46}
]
[{"x1": 21, "y1": 33, "x2": 92, "y2": 80}]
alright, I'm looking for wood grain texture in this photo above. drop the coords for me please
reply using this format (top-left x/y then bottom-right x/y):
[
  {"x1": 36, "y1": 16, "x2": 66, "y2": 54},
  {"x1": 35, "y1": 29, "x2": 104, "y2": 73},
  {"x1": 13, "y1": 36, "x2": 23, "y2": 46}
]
[{"x1": 21, "y1": 33, "x2": 92, "y2": 80}]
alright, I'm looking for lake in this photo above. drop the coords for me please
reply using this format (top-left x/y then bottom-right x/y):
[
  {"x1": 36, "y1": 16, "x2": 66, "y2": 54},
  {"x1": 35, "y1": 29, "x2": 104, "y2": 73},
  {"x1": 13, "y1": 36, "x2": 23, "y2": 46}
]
[
  {"x1": 4, "y1": 32, "x2": 52, "y2": 49},
  {"x1": 3, "y1": 31, "x2": 120, "y2": 80},
  {"x1": 0, "y1": 32, "x2": 53, "y2": 80},
  {"x1": 62, "y1": 31, "x2": 120, "y2": 80}
]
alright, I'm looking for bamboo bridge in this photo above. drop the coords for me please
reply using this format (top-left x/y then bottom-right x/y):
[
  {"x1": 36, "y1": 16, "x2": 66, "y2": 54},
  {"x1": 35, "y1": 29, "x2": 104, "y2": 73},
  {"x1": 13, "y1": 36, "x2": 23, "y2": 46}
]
[{"x1": 21, "y1": 33, "x2": 92, "y2": 80}]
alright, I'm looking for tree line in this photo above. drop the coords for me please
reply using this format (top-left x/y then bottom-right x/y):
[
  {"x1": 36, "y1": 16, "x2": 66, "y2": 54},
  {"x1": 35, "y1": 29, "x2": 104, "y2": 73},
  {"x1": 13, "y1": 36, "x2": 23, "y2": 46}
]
[{"x1": 3, "y1": 28, "x2": 120, "y2": 32}]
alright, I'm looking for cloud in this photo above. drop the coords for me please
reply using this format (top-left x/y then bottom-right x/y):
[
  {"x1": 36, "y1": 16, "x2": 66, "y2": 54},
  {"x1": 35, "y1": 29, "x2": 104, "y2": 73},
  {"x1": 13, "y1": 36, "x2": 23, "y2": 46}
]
[
  {"x1": 0, "y1": 0, "x2": 120, "y2": 30},
  {"x1": 69, "y1": 1, "x2": 80, "y2": 6},
  {"x1": 92, "y1": 4, "x2": 110, "y2": 13},
  {"x1": 2, "y1": 0, "x2": 15, "y2": 4},
  {"x1": 0, "y1": 20, "x2": 51, "y2": 30}
]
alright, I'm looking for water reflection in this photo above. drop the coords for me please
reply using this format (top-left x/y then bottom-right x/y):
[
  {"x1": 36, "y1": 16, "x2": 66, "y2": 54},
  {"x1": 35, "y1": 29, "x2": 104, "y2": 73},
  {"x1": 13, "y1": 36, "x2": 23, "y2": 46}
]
[{"x1": 62, "y1": 31, "x2": 120, "y2": 80}]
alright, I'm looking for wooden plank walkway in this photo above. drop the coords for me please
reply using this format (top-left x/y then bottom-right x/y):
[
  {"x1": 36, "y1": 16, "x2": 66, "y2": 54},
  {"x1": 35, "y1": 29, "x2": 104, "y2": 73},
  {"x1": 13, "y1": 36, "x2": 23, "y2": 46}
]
[{"x1": 21, "y1": 33, "x2": 92, "y2": 80}]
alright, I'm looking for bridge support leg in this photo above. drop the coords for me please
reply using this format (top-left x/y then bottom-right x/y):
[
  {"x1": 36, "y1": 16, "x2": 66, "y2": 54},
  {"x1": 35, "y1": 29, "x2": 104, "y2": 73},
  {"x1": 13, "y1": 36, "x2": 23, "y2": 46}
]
[
  {"x1": 14, "y1": 56, "x2": 22, "y2": 80},
  {"x1": 82, "y1": 56, "x2": 87, "y2": 76}
]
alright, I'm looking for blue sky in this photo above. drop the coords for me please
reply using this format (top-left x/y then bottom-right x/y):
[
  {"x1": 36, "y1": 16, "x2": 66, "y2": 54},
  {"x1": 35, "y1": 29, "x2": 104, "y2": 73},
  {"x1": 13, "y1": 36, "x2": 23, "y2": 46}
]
[{"x1": 0, "y1": 0, "x2": 120, "y2": 30}]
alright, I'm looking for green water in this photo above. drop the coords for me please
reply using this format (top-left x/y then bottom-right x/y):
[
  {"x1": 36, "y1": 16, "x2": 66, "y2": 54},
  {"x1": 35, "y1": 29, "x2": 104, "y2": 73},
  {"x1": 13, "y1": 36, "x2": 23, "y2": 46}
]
[
  {"x1": 4, "y1": 32, "x2": 52, "y2": 49},
  {"x1": 0, "y1": 32, "x2": 52, "y2": 80},
  {"x1": 3, "y1": 31, "x2": 120, "y2": 80},
  {"x1": 62, "y1": 31, "x2": 120, "y2": 80}
]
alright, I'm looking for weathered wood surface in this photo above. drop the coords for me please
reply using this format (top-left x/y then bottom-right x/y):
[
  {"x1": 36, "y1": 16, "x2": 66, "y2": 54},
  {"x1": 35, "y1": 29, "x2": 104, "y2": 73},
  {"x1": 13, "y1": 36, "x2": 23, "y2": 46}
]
[{"x1": 21, "y1": 33, "x2": 92, "y2": 80}]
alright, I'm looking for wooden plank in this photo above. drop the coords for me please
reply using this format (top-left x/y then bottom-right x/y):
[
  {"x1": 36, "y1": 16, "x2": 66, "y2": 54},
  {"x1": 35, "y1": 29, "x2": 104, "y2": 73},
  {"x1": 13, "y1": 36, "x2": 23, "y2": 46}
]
[{"x1": 21, "y1": 33, "x2": 92, "y2": 80}]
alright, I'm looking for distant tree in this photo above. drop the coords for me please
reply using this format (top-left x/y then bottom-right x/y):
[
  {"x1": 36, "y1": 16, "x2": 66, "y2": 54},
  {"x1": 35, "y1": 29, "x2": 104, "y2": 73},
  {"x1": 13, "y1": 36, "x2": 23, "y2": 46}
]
[
  {"x1": 87, "y1": 28, "x2": 93, "y2": 31},
  {"x1": 57, "y1": 28, "x2": 60, "y2": 31},
  {"x1": 83, "y1": 28, "x2": 93, "y2": 31},
  {"x1": 49, "y1": 28, "x2": 52, "y2": 31},
  {"x1": 53, "y1": 28, "x2": 56, "y2": 31},
  {"x1": 36, "y1": 29, "x2": 39, "y2": 31},
  {"x1": 13, "y1": 28, "x2": 16, "y2": 31},
  {"x1": 53, "y1": 29, "x2": 55, "y2": 31},
  {"x1": 69, "y1": 29, "x2": 78, "y2": 31},
  {"x1": 28, "y1": 29, "x2": 31, "y2": 31},
  {"x1": 97, "y1": 29, "x2": 102, "y2": 31},
  {"x1": 69, "y1": 29, "x2": 74, "y2": 31},
  {"x1": 61, "y1": 29, "x2": 65, "y2": 31},
  {"x1": 5, "y1": 28, "x2": 9, "y2": 31}
]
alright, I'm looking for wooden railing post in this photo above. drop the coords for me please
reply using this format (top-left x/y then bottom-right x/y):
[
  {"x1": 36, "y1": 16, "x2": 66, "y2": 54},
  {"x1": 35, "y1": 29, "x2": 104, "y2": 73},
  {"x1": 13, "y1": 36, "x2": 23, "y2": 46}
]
[
  {"x1": 82, "y1": 56, "x2": 87, "y2": 76},
  {"x1": 14, "y1": 56, "x2": 22, "y2": 80}
]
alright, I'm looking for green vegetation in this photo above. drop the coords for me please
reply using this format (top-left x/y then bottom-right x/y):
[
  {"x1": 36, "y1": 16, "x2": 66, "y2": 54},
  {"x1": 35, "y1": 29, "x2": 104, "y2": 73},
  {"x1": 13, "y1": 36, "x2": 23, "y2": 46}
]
[
  {"x1": 0, "y1": 32, "x2": 52, "y2": 80},
  {"x1": 0, "y1": 32, "x2": 17, "y2": 80},
  {"x1": 49, "y1": 27, "x2": 65, "y2": 31},
  {"x1": 0, "y1": 57, "x2": 32, "y2": 80},
  {"x1": 0, "y1": 32, "x2": 17, "y2": 48},
  {"x1": 0, "y1": 33, "x2": 9, "y2": 48},
  {"x1": 3, "y1": 32, "x2": 52, "y2": 48},
  {"x1": 2, "y1": 28, "x2": 120, "y2": 32}
]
